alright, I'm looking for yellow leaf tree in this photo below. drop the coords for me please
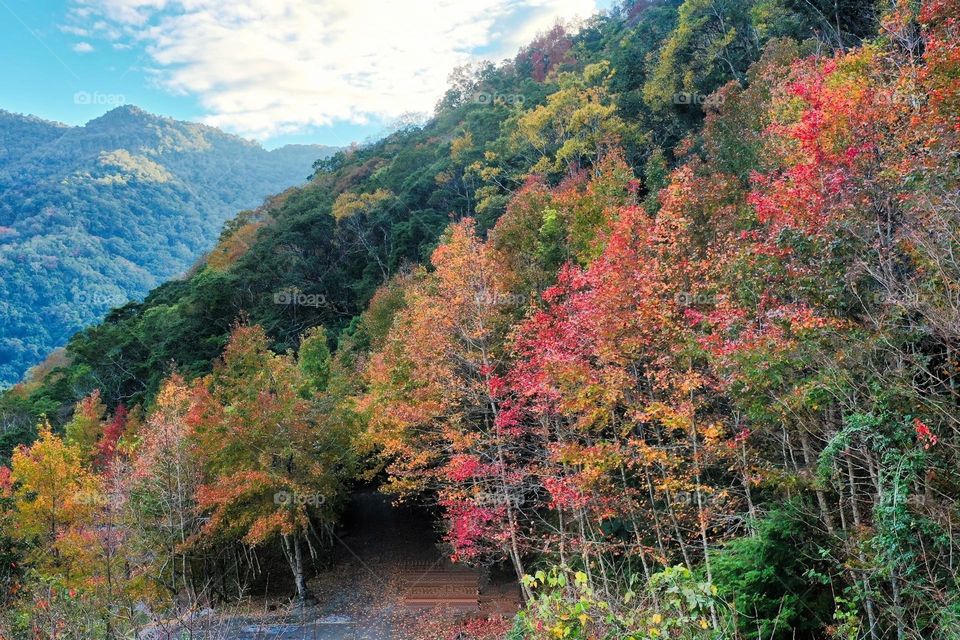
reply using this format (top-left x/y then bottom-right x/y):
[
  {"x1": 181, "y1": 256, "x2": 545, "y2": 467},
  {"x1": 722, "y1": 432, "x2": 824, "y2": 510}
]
[{"x1": 10, "y1": 423, "x2": 102, "y2": 585}]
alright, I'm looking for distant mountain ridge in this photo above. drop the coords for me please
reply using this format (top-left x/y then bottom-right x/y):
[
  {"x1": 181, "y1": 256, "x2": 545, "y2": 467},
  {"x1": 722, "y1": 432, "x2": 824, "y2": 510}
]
[{"x1": 0, "y1": 105, "x2": 336, "y2": 387}]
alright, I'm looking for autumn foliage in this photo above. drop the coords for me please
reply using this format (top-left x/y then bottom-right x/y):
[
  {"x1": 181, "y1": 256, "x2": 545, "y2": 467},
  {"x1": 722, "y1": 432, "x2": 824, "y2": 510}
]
[{"x1": 1, "y1": 0, "x2": 959, "y2": 637}]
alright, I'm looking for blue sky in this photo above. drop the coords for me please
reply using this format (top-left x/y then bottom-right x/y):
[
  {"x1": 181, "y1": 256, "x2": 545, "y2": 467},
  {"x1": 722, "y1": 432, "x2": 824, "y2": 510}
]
[{"x1": 0, "y1": 0, "x2": 612, "y2": 148}]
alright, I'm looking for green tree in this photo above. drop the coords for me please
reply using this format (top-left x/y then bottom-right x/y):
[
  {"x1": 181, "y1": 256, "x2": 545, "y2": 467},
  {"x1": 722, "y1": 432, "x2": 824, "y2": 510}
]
[
  {"x1": 298, "y1": 326, "x2": 332, "y2": 393},
  {"x1": 191, "y1": 325, "x2": 350, "y2": 601}
]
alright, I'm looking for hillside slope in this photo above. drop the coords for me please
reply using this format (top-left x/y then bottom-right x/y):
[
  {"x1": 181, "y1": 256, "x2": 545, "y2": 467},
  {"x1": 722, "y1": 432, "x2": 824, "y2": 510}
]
[
  {"x1": 0, "y1": 106, "x2": 335, "y2": 386},
  {"x1": 4, "y1": 0, "x2": 959, "y2": 637}
]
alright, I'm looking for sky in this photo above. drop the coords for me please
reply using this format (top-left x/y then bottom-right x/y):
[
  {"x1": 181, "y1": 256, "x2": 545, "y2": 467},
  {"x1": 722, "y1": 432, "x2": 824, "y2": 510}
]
[{"x1": 0, "y1": 0, "x2": 613, "y2": 148}]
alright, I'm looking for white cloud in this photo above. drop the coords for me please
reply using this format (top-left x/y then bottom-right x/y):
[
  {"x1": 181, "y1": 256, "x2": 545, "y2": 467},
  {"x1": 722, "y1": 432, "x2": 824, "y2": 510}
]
[
  {"x1": 61, "y1": 25, "x2": 91, "y2": 36},
  {"x1": 70, "y1": 0, "x2": 598, "y2": 139},
  {"x1": 73, "y1": 41, "x2": 95, "y2": 53},
  {"x1": 76, "y1": 0, "x2": 169, "y2": 25}
]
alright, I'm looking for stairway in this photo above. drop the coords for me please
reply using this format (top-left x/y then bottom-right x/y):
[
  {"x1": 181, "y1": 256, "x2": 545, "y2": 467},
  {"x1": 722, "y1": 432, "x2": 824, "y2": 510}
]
[{"x1": 397, "y1": 561, "x2": 482, "y2": 611}]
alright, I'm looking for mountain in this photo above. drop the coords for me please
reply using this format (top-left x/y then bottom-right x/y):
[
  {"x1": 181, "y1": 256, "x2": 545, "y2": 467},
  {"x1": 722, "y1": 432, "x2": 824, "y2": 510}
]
[
  {"x1": 3, "y1": 0, "x2": 959, "y2": 636},
  {"x1": 0, "y1": 106, "x2": 336, "y2": 387}
]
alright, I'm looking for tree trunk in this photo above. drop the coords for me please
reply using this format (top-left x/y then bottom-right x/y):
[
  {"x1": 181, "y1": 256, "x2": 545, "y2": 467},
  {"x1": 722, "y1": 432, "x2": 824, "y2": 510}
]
[
  {"x1": 283, "y1": 533, "x2": 311, "y2": 602},
  {"x1": 846, "y1": 450, "x2": 879, "y2": 640},
  {"x1": 800, "y1": 431, "x2": 836, "y2": 535}
]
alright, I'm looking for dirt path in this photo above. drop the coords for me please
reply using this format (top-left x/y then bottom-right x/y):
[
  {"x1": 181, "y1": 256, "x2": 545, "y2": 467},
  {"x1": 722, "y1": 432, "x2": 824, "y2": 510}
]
[{"x1": 147, "y1": 492, "x2": 518, "y2": 639}]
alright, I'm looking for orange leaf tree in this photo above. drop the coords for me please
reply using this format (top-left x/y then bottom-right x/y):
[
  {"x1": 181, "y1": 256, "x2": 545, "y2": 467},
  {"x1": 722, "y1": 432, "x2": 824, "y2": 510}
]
[{"x1": 189, "y1": 324, "x2": 350, "y2": 601}]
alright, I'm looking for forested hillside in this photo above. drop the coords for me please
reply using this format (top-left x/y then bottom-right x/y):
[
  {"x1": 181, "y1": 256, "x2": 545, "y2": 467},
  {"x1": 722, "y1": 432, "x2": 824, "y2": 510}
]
[
  {"x1": 0, "y1": 106, "x2": 335, "y2": 388},
  {"x1": 1, "y1": 0, "x2": 958, "y2": 637}
]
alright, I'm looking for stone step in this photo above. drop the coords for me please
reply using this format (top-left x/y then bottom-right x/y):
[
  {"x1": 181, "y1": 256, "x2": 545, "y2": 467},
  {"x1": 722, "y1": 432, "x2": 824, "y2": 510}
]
[
  {"x1": 402, "y1": 574, "x2": 482, "y2": 584},
  {"x1": 397, "y1": 562, "x2": 482, "y2": 611},
  {"x1": 403, "y1": 584, "x2": 478, "y2": 596}
]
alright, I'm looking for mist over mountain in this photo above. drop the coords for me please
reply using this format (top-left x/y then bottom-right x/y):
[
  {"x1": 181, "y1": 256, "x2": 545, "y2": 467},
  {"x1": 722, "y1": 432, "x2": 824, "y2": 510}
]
[{"x1": 0, "y1": 105, "x2": 335, "y2": 387}]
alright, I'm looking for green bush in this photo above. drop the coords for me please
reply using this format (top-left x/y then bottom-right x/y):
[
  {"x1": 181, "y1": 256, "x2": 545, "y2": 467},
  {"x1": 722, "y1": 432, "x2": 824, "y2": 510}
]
[{"x1": 711, "y1": 500, "x2": 835, "y2": 639}]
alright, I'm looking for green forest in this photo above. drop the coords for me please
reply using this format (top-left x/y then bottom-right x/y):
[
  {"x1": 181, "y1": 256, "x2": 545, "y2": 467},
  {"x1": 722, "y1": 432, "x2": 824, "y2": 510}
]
[
  {"x1": 0, "y1": 106, "x2": 334, "y2": 388},
  {"x1": 0, "y1": 0, "x2": 958, "y2": 637}
]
